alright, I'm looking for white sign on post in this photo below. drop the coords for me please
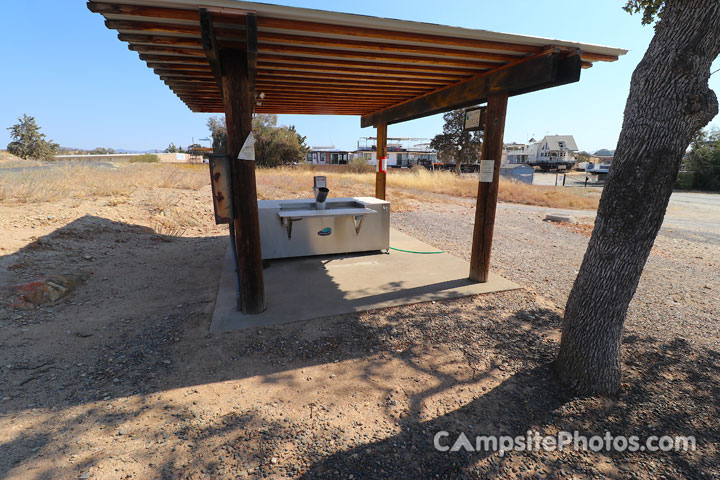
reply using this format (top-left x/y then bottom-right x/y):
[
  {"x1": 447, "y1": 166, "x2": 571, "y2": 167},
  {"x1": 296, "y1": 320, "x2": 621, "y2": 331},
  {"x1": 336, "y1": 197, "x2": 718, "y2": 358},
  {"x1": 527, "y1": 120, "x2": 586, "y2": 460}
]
[
  {"x1": 464, "y1": 106, "x2": 486, "y2": 131},
  {"x1": 314, "y1": 176, "x2": 326, "y2": 189},
  {"x1": 238, "y1": 132, "x2": 255, "y2": 161},
  {"x1": 479, "y1": 160, "x2": 495, "y2": 183},
  {"x1": 376, "y1": 157, "x2": 387, "y2": 173}
]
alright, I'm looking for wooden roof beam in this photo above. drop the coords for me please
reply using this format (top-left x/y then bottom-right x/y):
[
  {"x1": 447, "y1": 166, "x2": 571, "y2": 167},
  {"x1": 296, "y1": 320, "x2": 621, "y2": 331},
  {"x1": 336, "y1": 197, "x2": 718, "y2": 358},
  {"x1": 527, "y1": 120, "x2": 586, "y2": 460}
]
[
  {"x1": 256, "y1": 64, "x2": 463, "y2": 82},
  {"x1": 138, "y1": 54, "x2": 208, "y2": 65},
  {"x1": 116, "y1": 27, "x2": 525, "y2": 63},
  {"x1": 255, "y1": 76, "x2": 441, "y2": 89},
  {"x1": 143, "y1": 58, "x2": 471, "y2": 81},
  {"x1": 361, "y1": 51, "x2": 581, "y2": 127},
  {"x1": 127, "y1": 42, "x2": 501, "y2": 69},
  {"x1": 255, "y1": 31, "x2": 522, "y2": 63},
  {"x1": 129, "y1": 44, "x2": 205, "y2": 57},
  {"x1": 155, "y1": 66, "x2": 450, "y2": 86},
  {"x1": 254, "y1": 17, "x2": 541, "y2": 55},
  {"x1": 90, "y1": 2, "x2": 201, "y2": 22},
  {"x1": 257, "y1": 87, "x2": 423, "y2": 97},
  {"x1": 90, "y1": 3, "x2": 547, "y2": 58},
  {"x1": 115, "y1": 28, "x2": 506, "y2": 69},
  {"x1": 255, "y1": 56, "x2": 480, "y2": 76}
]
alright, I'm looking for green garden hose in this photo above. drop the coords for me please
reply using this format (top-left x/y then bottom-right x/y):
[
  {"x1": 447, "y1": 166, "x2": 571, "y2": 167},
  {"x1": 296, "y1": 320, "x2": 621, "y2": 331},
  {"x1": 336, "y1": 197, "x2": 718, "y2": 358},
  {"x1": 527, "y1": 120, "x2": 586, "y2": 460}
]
[{"x1": 389, "y1": 246, "x2": 445, "y2": 254}]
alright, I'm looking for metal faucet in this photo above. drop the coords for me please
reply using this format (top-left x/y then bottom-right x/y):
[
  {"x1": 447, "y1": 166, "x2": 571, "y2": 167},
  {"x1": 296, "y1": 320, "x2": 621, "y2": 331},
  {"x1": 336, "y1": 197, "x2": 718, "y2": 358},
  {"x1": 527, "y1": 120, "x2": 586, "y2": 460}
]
[{"x1": 315, "y1": 187, "x2": 329, "y2": 210}]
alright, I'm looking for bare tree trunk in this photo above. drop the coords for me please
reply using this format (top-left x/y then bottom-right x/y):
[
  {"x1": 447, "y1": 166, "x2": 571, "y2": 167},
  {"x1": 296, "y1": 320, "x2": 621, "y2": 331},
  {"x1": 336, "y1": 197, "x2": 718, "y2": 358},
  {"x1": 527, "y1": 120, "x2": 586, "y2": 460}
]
[{"x1": 554, "y1": 0, "x2": 720, "y2": 395}]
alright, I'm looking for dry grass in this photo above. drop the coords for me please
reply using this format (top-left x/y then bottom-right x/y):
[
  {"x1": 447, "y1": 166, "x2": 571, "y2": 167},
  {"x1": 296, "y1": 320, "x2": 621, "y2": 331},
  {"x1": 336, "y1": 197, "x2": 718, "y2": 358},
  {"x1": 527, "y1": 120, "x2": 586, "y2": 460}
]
[
  {"x1": 498, "y1": 179, "x2": 599, "y2": 210},
  {"x1": 0, "y1": 162, "x2": 209, "y2": 204},
  {"x1": 255, "y1": 166, "x2": 599, "y2": 210},
  {"x1": 0, "y1": 151, "x2": 44, "y2": 170},
  {"x1": 158, "y1": 169, "x2": 208, "y2": 190},
  {"x1": 0, "y1": 161, "x2": 598, "y2": 211}
]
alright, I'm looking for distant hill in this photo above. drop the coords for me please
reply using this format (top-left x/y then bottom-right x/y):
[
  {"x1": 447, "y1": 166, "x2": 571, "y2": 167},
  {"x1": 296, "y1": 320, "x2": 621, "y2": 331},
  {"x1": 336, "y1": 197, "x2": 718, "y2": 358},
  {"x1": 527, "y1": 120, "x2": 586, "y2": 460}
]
[
  {"x1": 115, "y1": 149, "x2": 161, "y2": 154},
  {"x1": 59, "y1": 147, "x2": 161, "y2": 154},
  {"x1": 594, "y1": 149, "x2": 615, "y2": 156}
]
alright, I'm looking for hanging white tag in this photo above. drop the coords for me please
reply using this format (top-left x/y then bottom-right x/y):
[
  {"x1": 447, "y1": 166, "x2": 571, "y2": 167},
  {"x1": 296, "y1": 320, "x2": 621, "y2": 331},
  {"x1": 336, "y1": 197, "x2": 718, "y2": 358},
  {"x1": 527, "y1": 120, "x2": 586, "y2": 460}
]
[{"x1": 238, "y1": 132, "x2": 255, "y2": 161}]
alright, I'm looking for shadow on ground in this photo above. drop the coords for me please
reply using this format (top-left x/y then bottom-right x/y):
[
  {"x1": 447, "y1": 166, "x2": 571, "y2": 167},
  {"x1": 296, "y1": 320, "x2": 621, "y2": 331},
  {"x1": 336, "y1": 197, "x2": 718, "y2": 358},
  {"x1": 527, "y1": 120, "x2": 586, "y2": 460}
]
[{"x1": 0, "y1": 216, "x2": 718, "y2": 478}]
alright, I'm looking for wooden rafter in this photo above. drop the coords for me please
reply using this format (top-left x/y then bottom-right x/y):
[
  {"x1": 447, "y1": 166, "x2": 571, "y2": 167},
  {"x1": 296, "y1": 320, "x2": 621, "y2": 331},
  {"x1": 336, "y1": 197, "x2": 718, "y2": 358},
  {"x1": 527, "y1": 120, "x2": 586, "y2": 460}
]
[
  {"x1": 88, "y1": 0, "x2": 623, "y2": 115},
  {"x1": 361, "y1": 52, "x2": 582, "y2": 127}
]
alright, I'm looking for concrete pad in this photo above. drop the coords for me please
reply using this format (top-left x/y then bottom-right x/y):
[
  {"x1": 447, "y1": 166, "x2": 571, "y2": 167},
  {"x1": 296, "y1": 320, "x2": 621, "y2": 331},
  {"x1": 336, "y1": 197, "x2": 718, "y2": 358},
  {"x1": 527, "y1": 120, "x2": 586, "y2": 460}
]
[{"x1": 210, "y1": 229, "x2": 520, "y2": 333}]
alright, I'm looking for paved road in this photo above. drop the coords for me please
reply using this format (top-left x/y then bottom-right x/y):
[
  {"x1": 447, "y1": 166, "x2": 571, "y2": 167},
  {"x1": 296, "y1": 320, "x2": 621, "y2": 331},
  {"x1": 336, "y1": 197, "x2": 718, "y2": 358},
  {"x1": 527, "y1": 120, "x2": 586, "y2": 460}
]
[
  {"x1": 500, "y1": 189, "x2": 719, "y2": 245},
  {"x1": 663, "y1": 192, "x2": 720, "y2": 241},
  {"x1": 670, "y1": 191, "x2": 720, "y2": 207},
  {"x1": 532, "y1": 171, "x2": 602, "y2": 187}
]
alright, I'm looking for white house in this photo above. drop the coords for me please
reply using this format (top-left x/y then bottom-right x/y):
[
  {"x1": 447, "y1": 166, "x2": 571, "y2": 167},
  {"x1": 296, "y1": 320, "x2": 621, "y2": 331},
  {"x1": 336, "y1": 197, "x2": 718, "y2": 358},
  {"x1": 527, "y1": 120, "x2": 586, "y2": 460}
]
[
  {"x1": 352, "y1": 137, "x2": 437, "y2": 168},
  {"x1": 503, "y1": 141, "x2": 539, "y2": 164},
  {"x1": 306, "y1": 147, "x2": 351, "y2": 165},
  {"x1": 502, "y1": 135, "x2": 578, "y2": 170},
  {"x1": 534, "y1": 135, "x2": 578, "y2": 167}
]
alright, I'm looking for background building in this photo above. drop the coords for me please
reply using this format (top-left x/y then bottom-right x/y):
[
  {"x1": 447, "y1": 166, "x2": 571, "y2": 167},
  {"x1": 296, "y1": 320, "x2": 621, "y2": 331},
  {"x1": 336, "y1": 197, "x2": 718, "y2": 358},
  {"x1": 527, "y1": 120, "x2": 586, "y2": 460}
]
[
  {"x1": 306, "y1": 147, "x2": 351, "y2": 165},
  {"x1": 502, "y1": 135, "x2": 578, "y2": 170},
  {"x1": 352, "y1": 137, "x2": 437, "y2": 168}
]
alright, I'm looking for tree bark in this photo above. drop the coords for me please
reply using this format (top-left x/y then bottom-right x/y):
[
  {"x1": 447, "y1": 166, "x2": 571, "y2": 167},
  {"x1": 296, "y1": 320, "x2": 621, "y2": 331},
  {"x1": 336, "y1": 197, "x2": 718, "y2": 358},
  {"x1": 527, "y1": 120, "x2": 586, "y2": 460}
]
[{"x1": 554, "y1": 0, "x2": 720, "y2": 395}]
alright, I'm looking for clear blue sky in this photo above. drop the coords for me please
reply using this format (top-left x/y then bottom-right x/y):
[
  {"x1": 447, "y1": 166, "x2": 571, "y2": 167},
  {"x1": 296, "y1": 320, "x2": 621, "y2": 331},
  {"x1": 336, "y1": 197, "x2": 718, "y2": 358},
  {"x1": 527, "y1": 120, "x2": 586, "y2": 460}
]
[{"x1": 1, "y1": 1, "x2": 718, "y2": 154}]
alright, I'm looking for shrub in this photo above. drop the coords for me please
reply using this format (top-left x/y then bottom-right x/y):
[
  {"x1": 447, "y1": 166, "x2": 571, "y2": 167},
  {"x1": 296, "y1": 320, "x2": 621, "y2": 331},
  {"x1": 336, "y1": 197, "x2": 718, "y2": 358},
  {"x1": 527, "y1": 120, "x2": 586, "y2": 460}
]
[
  {"x1": 129, "y1": 153, "x2": 159, "y2": 163},
  {"x1": 675, "y1": 171, "x2": 695, "y2": 190},
  {"x1": 347, "y1": 156, "x2": 371, "y2": 173}
]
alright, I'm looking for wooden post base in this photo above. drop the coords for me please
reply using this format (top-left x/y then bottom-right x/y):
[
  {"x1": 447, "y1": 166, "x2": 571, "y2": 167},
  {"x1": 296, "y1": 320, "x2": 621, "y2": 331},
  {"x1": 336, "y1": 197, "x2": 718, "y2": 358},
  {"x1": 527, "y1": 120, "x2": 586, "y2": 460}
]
[{"x1": 469, "y1": 93, "x2": 508, "y2": 283}]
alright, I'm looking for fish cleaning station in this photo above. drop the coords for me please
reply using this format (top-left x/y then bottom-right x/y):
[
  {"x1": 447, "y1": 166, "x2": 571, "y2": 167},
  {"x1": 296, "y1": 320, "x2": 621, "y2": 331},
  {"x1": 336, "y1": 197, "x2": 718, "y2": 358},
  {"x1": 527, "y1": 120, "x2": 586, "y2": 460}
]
[{"x1": 88, "y1": 0, "x2": 625, "y2": 331}]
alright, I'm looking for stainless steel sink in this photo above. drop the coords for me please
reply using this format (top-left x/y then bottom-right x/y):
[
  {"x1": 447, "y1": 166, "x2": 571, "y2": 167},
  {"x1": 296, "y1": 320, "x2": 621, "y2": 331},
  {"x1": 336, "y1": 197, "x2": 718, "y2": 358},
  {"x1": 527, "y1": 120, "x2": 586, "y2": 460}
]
[
  {"x1": 277, "y1": 200, "x2": 376, "y2": 218},
  {"x1": 278, "y1": 200, "x2": 365, "y2": 211},
  {"x1": 258, "y1": 197, "x2": 390, "y2": 259}
]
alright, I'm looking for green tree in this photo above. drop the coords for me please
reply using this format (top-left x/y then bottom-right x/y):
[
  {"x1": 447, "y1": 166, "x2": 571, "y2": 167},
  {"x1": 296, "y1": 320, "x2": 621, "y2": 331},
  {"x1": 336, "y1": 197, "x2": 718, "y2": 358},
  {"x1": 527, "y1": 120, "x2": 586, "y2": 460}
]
[
  {"x1": 89, "y1": 147, "x2": 115, "y2": 155},
  {"x1": 430, "y1": 109, "x2": 482, "y2": 174},
  {"x1": 681, "y1": 128, "x2": 720, "y2": 190},
  {"x1": 576, "y1": 151, "x2": 591, "y2": 163},
  {"x1": 553, "y1": 0, "x2": 720, "y2": 394},
  {"x1": 6, "y1": 114, "x2": 59, "y2": 160},
  {"x1": 289, "y1": 125, "x2": 309, "y2": 157},
  {"x1": 165, "y1": 142, "x2": 179, "y2": 153},
  {"x1": 253, "y1": 114, "x2": 307, "y2": 167},
  {"x1": 207, "y1": 116, "x2": 227, "y2": 153},
  {"x1": 206, "y1": 114, "x2": 307, "y2": 166}
]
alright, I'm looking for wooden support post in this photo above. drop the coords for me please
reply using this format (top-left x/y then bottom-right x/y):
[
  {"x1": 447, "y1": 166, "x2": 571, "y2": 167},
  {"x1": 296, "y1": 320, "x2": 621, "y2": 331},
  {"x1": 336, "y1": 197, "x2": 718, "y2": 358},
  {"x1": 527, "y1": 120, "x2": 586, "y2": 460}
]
[
  {"x1": 221, "y1": 47, "x2": 265, "y2": 313},
  {"x1": 375, "y1": 122, "x2": 387, "y2": 200},
  {"x1": 469, "y1": 93, "x2": 508, "y2": 282},
  {"x1": 202, "y1": 9, "x2": 265, "y2": 314}
]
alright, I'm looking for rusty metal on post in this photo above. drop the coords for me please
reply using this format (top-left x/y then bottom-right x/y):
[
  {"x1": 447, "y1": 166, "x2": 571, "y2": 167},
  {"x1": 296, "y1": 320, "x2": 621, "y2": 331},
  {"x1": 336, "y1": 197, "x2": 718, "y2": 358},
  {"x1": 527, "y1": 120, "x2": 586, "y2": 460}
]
[
  {"x1": 208, "y1": 154, "x2": 234, "y2": 224},
  {"x1": 207, "y1": 153, "x2": 242, "y2": 308}
]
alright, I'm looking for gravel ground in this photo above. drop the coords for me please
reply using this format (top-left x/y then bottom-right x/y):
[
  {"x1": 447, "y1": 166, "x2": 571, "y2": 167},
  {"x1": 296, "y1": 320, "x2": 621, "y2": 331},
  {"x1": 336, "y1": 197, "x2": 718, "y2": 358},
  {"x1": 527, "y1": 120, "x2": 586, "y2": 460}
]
[
  {"x1": 392, "y1": 199, "x2": 720, "y2": 351},
  {"x1": 1, "y1": 188, "x2": 718, "y2": 479}
]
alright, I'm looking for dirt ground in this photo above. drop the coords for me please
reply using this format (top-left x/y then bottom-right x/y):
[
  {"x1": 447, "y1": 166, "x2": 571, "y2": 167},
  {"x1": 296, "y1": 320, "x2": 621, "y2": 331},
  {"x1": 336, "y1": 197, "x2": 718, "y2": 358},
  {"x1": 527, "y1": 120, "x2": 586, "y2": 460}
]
[{"x1": 0, "y1": 162, "x2": 718, "y2": 479}]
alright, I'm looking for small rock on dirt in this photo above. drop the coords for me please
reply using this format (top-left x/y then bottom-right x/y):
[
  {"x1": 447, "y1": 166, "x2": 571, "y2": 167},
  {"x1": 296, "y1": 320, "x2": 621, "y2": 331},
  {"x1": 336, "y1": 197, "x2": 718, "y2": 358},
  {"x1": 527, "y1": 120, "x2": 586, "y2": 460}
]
[{"x1": 544, "y1": 213, "x2": 577, "y2": 224}]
